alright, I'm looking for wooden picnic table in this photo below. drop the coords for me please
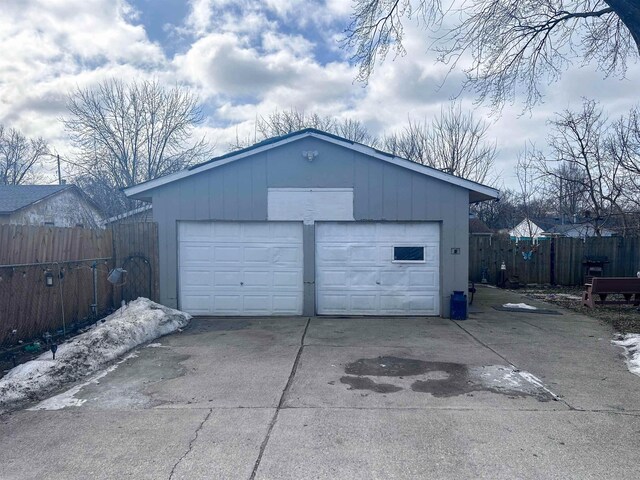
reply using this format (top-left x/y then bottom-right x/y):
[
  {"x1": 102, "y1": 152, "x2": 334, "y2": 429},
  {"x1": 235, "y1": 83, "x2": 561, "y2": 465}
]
[{"x1": 582, "y1": 277, "x2": 640, "y2": 308}]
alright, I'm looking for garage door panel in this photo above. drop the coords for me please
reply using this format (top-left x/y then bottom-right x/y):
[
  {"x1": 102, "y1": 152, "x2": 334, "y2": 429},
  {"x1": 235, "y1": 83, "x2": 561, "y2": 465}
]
[
  {"x1": 180, "y1": 269, "x2": 213, "y2": 287},
  {"x1": 317, "y1": 270, "x2": 349, "y2": 288},
  {"x1": 243, "y1": 270, "x2": 271, "y2": 287},
  {"x1": 409, "y1": 295, "x2": 436, "y2": 311},
  {"x1": 179, "y1": 222, "x2": 303, "y2": 316},
  {"x1": 243, "y1": 247, "x2": 270, "y2": 263},
  {"x1": 350, "y1": 246, "x2": 378, "y2": 263},
  {"x1": 213, "y1": 246, "x2": 242, "y2": 263},
  {"x1": 273, "y1": 246, "x2": 301, "y2": 264},
  {"x1": 408, "y1": 270, "x2": 437, "y2": 288},
  {"x1": 425, "y1": 245, "x2": 439, "y2": 263},
  {"x1": 181, "y1": 295, "x2": 212, "y2": 314},
  {"x1": 350, "y1": 269, "x2": 378, "y2": 287},
  {"x1": 211, "y1": 222, "x2": 242, "y2": 238},
  {"x1": 316, "y1": 222, "x2": 440, "y2": 316},
  {"x1": 271, "y1": 295, "x2": 301, "y2": 313},
  {"x1": 350, "y1": 295, "x2": 378, "y2": 312},
  {"x1": 379, "y1": 270, "x2": 409, "y2": 286},
  {"x1": 273, "y1": 271, "x2": 300, "y2": 288},
  {"x1": 212, "y1": 295, "x2": 242, "y2": 314},
  {"x1": 317, "y1": 245, "x2": 348, "y2": 263},
  {"x1": 180, "y1": 245, "x2": 214, "y2": 265},
  {"x1": 180, "y1": 222, "x2": 212, "y2": 240}
]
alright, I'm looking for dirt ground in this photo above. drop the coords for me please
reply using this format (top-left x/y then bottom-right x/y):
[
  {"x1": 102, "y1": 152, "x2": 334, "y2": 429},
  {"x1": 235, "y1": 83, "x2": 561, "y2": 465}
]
[{"x1": 519, "y1": 285, "x2": 640, "y2": 334}]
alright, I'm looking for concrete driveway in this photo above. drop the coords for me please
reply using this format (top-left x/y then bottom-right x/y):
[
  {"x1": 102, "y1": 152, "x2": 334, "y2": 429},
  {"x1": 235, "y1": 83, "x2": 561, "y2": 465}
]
[{"x1": 1, "y1": 286, "x2": 640, "y2": 479}]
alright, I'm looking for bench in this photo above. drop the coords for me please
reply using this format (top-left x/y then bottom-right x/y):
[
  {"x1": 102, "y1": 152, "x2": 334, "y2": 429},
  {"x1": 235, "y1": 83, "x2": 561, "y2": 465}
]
[{"x1": 582, "y1": 277, "x2": 640, "y2": 308}]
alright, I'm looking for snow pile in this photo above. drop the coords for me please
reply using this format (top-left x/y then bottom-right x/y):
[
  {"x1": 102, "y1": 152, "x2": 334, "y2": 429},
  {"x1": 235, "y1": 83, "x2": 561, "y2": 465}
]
[
  {"x1": 0, "y1": 298, "x2": 191, "y2": 410},
  {"x1": 613, "y1": 334, "x2": 640, "y2": 377},
  {"x1": 503, "y1": 303, "x2": 538, "y2": 310}
]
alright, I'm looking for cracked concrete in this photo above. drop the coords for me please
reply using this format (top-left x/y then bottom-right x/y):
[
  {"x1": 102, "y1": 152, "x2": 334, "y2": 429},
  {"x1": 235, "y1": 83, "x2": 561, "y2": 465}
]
[
  {"x1": 169, "y1": 409, "x2": 212, "y2": 479},
  {"x1": 1, "y1": 287, "x2": 640, "y2": 479}
]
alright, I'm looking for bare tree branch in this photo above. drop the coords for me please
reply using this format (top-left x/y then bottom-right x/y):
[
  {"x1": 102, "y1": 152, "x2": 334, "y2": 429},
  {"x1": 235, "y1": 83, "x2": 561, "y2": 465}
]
[
  {"x1": 64, "y1": 79, "x2": 213, "y2": 216},
  {"x1": 0, "y1": 125, "x2": 49, "y2": 185},
  {"x1": 382, "y1": 103, "x2": 497, "y2": 184},
  {"x1": 345, "y1": 1, "x2": 640, "y2": 110}
]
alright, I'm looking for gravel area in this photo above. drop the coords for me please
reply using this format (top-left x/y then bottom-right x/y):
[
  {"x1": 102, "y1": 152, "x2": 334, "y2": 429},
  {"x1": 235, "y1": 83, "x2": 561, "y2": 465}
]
[{"x1": 520, "y1": 286, "x2": 640, "y2": 334}]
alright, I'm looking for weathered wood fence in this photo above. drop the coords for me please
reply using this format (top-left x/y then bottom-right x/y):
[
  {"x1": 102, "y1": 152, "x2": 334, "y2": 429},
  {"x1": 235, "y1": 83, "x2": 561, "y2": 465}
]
[
  {"x1": 0, "y1": 223, "x2": 158, "y2": 345},
  {"x1": 469, "y1": 235, "x2": 640, "y2": 286}
]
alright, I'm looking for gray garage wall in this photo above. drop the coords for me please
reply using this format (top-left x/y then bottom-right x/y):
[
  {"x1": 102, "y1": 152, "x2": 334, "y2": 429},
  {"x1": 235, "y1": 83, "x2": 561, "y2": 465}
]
[{"x1": 145, "y1": 137, "x2": 470, "y2": 316}]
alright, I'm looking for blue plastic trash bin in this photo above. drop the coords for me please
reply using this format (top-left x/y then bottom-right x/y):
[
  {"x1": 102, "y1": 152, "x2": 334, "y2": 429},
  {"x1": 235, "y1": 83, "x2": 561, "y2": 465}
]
[{"x1": 450, "y1": 291, "x2": 468, "y2": 320}]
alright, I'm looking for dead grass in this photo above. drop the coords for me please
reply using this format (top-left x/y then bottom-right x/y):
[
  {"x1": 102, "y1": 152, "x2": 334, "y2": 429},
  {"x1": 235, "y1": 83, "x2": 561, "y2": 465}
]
[{"x1": 519, "y1": 286, "x2": 640, "y2": 334}]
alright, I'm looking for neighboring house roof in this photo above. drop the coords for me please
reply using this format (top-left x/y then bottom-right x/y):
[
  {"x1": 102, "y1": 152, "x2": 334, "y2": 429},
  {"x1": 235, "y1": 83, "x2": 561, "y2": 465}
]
[
  {"x1": 469, "y1": 217, "x2": 492, "y2": 234},
  {"x1": 545, "y1": 223, "x2": 615, "y2": 237},
  {"x1": 125, "y1": 128, "x2": 499, "y2": 203},
  {"x1": 0, "y1": 185, "x2": 73, "y2": 214},
  {"x1": 105, "y1": 205, "x2": 153, "y2": 224},
  {"x1": 509, "y1": 218, "x2": 547, "y2": 239}
]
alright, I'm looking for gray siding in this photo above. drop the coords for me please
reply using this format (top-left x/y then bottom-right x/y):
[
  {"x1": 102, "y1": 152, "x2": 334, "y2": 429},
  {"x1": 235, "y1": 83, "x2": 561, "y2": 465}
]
[{"x1": 146, "y1": 137, "x2": 470, "y2": 316}]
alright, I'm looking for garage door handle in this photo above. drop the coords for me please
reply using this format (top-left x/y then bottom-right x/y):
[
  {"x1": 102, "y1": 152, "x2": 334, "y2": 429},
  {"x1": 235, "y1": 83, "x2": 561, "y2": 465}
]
[
  {"x1": 240, "y1": 282, "x2": 244, "y2": 286},
  {"x1": 376, "y1": 281, "x2": 380, "y2": 285}
]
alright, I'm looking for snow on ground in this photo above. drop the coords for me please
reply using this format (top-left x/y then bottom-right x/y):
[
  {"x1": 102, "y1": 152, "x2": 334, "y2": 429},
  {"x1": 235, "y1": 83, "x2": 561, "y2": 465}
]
[
  {"x1": 0, "y1": 298, "x2": 190, "y2": 412},
  {"x1": 28, "y1": 352, "x2": 139, "y2": 411},
  {"x1": 613, "y1": 334, "x2": 640, "y2": 377},
  {"x1": 503, "y1": 303, "x2": 538, "y2": 310}
]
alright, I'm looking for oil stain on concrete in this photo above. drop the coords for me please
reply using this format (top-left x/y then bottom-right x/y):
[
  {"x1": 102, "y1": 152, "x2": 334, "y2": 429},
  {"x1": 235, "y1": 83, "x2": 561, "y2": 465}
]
[
  {"x1": 341, "y1": 356, "x2": 554, "y2": 402},
  {"x1": 340, "y1": 376, "x2": 403, "y2": 394}
]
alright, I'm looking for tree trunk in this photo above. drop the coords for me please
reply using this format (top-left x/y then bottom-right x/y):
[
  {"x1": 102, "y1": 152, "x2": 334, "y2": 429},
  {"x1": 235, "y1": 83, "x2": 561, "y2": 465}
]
[{"x1": 606, "y1": 0, "x2": 640, "y2": 53}]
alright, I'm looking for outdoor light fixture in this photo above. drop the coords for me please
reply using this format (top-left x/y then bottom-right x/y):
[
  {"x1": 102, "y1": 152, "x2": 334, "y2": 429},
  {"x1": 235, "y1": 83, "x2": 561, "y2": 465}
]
[
  {"x1": 302, "y1": 150, "x2": 318, "y2": 162},
  {"x1": 45, "y1": 270, "x2": 53, "y2": 287}
]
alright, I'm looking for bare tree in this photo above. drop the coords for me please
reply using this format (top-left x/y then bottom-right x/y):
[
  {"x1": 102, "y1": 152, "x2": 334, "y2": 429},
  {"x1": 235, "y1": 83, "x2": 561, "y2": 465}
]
[
  {"x1": 542, "y1": 161, "x2": 589, "y2": 221},
  {"x1": 515, "y1": 152, "x2": 546, "y2": 238},
  {"x1": 230, "y1": 109, "x2": 377, "y2": 150},
  {"x1": 609, "y1": 105, "x2": 640, "y2": 232},
  {"x1": 345, "y1": 1, "x2": 640, "y2": 109},
  {"x1": 64, "y1": 79, "x2": 211, "y2": 216},
  {"x1": 383, "y1": 103, "x2": 497, "y2": 184},
  {"x1": 0, "y1": 125, "x2": 49, "y2": 185},
  {"x1": 533, "y1": 100, "x2": 625, "y2": 235},
  {"x1": 471, "y1": 187, "x2": 519, "y2": 229}
]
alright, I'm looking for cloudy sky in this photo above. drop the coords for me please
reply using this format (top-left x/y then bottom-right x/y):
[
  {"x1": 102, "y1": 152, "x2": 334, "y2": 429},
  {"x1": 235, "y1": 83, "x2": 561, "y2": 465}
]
[{"x1": 1, "y1": 0, "x2": 638, "y2": 189}]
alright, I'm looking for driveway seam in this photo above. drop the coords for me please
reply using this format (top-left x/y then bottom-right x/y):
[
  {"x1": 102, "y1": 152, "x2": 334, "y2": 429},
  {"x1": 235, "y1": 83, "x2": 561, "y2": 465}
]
[
  {"x1": 451, "y1": 320, "x2": 576, "y2": 410},
  {"x1": 249, "y1": 317, "x2": 311, "y2": 480},
  {"x1": 168, "y1": 408, "x2": 213, "y2": 480}
]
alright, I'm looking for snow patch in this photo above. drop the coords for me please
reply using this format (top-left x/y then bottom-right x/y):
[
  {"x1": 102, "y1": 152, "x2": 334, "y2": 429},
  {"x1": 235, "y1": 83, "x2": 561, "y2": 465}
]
[
  {"x1": 503, "y1": 303, "x2": 538, "y2": 310},
  {"x1": 146, "y1": 343, "x2": 164, "y2": 348},
  {"x1": 0, "y1": 298, "x2": 190, "y2": 411},
  {"x1": 28, "y1": 352, "x2": 138, "y2": 411},
  {"x1": 613, "y1": 334, "x2": 640, "y2": 377}
]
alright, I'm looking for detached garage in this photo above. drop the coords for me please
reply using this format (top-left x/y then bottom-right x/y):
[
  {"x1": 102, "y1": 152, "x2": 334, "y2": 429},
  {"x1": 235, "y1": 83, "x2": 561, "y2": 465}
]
[{"x1": 125, "y1": 129, "x2": 498, "y2": 317}]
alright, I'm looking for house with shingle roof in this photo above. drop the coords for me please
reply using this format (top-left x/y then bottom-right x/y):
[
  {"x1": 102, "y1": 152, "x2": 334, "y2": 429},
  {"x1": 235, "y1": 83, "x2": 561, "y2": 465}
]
[{"x1": 0, "y1": 184, "x2": 103, "y2": 228}]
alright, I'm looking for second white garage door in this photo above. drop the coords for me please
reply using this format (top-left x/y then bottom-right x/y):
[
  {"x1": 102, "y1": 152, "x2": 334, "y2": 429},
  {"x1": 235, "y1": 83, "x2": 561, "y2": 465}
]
[
  {"x1": 178, "y1": 222, "x2": 303, "y2": 316},
  {"x1": 316, "y1": 222, "x2": 440, "y2": 315}
]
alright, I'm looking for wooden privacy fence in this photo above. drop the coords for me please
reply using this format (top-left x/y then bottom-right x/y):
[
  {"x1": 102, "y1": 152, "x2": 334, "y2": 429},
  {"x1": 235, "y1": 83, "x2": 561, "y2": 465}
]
[
  {"x1": 469, "y1": 235, "x2": 640, "y2": 286},
  {"x1": 0, "y1": 222, "x2": 158, "y2": 346}
]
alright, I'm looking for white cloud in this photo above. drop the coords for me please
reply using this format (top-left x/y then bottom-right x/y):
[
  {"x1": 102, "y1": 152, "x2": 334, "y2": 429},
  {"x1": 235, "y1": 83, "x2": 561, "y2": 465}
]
[{"x1": 1, "y1": 0, "x2": 639, "y2": 191}]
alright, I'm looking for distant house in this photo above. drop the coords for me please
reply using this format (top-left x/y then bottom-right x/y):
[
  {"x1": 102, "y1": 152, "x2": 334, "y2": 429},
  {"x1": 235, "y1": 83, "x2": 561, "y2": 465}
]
[
  {"x1": 104, "y1": 205, "x2": 153, "y2": 225},
  {"x1": 544, "y1": 223, "x2": 615, "y2": 238},
  {"x1": 510, "y1": 216, "x2": 615, "y2": 241},
  {"x1": 0, "y1": 184, "x2": 103, "y2": 228},
  {"x1": 469, "y1": 216, "x2": 492, "y2": 237},
  {"x1": 509, "y1": 218, "x2": 550, "y2": 241}
]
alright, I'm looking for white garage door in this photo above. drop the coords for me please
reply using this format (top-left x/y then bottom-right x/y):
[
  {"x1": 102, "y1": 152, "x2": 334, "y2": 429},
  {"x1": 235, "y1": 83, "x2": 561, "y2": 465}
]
[
  {"x1": 178, "y1": 222, "x2": 303, "y2": 315},
  {"x1": 316, "y1": 222, "x2": 440, "y2": 315}
]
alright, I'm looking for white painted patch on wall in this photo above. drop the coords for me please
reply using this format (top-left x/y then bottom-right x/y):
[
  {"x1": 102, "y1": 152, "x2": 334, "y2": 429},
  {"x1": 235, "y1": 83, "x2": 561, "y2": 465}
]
[{"x1": 268, "y1": 188, "x2": 354, "y2": 224}]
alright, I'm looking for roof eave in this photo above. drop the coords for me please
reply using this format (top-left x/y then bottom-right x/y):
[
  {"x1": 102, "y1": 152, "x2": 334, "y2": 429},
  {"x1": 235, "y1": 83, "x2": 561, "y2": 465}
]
[{"x1": 124, "y1": 129, "x2": 500, "y2": 201}]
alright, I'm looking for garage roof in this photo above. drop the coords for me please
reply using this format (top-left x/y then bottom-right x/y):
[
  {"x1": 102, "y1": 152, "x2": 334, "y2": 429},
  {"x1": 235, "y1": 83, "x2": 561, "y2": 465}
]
[{"x1": 125, "y1": 128, "x2": 500, "y2": 203}]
